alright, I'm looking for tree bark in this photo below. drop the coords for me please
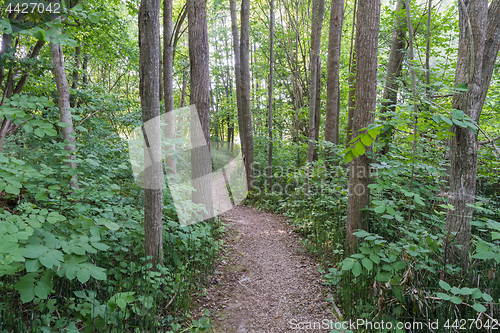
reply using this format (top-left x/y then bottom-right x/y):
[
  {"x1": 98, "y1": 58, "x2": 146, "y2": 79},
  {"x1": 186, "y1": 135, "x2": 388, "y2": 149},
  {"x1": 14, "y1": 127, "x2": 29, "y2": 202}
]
[
  {"x1": 324, "y1": 0, "x2": 344, "y2": 146},
  {"x1": 345, "y1": 0, "x2": 380, "y2": 254},
  {"x1": 446, "y1": 0, "x2": 489, "y2": 263},
  {"x1": 163, "y1": 0, "x2": 176, "y2": 175},
  {"x1": 380, "y1": 0, "x2": 406, "y2": 155},
  {"x1": 239, "y1": 0, "x2": 255, "y2": 191},
  {"x1": 306, "y1": 0, "x2": 325, "y2": 164},
  {"x1": 345, "y1": 0, "x2": 357, "y2": 146},
  {"x1": 70, "y1": 46, "x2": 80, "y2": 108},
  {"x1": 139, "y1": 0, "x2": 163, "y2": 268},
  {"x1": 51, "y1": 40, "x2": 78, "y2": 189},
  {"x1": 188, "y1": 0, "x2": 214, "y2": 220},
  {"x1": 267, "y1": 0, "x2": 275, "y2": 191}
]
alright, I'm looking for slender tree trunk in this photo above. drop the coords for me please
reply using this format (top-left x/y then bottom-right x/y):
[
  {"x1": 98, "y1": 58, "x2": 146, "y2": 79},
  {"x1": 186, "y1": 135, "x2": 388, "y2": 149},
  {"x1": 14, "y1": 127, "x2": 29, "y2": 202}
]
[
  {"x1": 306, "y1": 0, "x2": 325, "y2": 164},
  {"x1": 70, "y1": 46, "x2": 80, "y2": 108},
  {"x1": 164, "y1": 0, "x2": 176, "y2": 174},
  {"x1": 240, "y1": 0, "x2": 255, "y2": 191},
  {"x1": 380, "y1": 0, "x2": 406, "y2": 155},
  {"x1": 345, "y1": 0, "x2": 357, "y2": 146},
  {"x1": 267, "y1": 0, "x2": 275, "y2": 191},
  {"x1": 82, "y1": 53, "x2": 89, "y2": 87},
  {"x1": 180, "y1": 64, "x2": 188, "y2": 107},
  {"x1": 345, "y1": 0, "x2": 380, "y2": 254},
  {"x1": 313, "y1": 58, "x2": 321, "y2": 161},
  {"x1": 188, "y1": 0, "x2": 214, "y2": 220},
  {"x1": 324, "y1": 0, "x2": 344, "y2": 146},
  {"x1": 230, "y1": 0, "x2": 244, "y2": 155},
  {"x1": 425, "y1": 0, "x2": 432, "y2": 94},
  {"x1": 446, "y1": 0, "x2": 488, "y2": 263},
  {"x1": 51, "y1": 40, "x2": 78, "y2": 189},
  {"x1": 139, "y1": 0, "x2": 163, "y2": 268}
]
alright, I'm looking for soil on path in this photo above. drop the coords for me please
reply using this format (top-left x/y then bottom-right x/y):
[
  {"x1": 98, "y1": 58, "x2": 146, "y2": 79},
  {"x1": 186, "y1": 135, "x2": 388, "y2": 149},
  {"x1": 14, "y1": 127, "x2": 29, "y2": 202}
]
[{"x1": 194, "y1": 206, "x2": 339, "y2": 332}]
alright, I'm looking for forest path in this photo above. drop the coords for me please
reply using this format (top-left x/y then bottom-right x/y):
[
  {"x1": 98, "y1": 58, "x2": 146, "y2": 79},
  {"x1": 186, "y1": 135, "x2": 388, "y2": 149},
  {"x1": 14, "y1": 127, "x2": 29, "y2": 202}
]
[{"x1": 194, "y1": 206, "x2": 338, "y2": 332}]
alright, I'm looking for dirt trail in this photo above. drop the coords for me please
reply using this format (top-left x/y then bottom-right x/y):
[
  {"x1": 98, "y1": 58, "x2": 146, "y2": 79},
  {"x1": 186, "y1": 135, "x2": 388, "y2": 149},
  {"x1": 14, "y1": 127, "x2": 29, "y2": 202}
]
[{"x1": 195, "y1": 206, "x2": 339, "y2": 332}]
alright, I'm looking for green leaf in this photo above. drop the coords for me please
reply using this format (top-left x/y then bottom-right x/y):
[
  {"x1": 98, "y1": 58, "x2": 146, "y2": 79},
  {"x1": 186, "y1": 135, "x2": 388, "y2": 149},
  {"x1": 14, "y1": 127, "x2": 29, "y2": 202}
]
[
  {"x1": 5, "y1": 184, "x2": 20, "y2": 195},
  {"x1": 375, "y1": 272, "x2": 391, "y2": 282},
  {"x1": 452, "y1": 119, "x2": 466, "y2": 127},
  {"x1": 361, "y1": 134, "x2": 372, "y2": 146},
  {"x1": 455, "y1": 83, "x2": 468, "y2": 91},
  {"x1": 87, "y1": 265, "x2": 106, "y2": 280},
  {"x1": 482, "y1": 293, "x2": 493, "y2": 302},
  {"x1": 369, "y1": 253, "x2": 380, "y2": 264},
  {"x1": 39, "y1": 250, "x2": 63, "y2": 269},
  {"x1": 436, "y1": 293, "x2": 450, "y2": 301},
  {"x1": 342, "y1": 259, "x2": 355, "y2": 271},
  {"x1": 89, "y1": 12, "x2": 103, "y2": 24},
  {"x1": 441, "y1": 116, "x2": 453, "y2": 126},
  {"x1": 77, "y1": 269, "x2": 90, "y2": 283},
  {"x1": 386, "y1": 205, "x2": 396, "y2": 216},
  {"x1": 34, "y1": 281, "x2": 51, "y2": 299},
  {"x1": 439, "y1": 280, "x2": 451, "y2": 291},
  {"x1": 471, "y1": 288, "x2": 482, "y2": 299},
  {"x1": 374, "y1": 205, "x2": 386, "y2": 214},
  {"x1": 472, "y1": 303, "x2": 486, "y2": 313},
  {"x1": 344, "y1": 151, "x2": 354, "y2": 163},
  {"x1": 35, "y1": 191, "x2": 48, "y2": 201},
  {"x1": 104, "y1": 222, "x2": 120, "y2": 231},
  {"x1": 361, "y1": 258, "x2": 373, "y2": 271},
  {"x1": 431, "y1": 115, "x2": 441, "y2": 123},
  {"x1": 450, "y1": 296, "x2": 462, "y2": 304},
  {"x1": 25, "y1": 259, "x2": 41, "y2": 272},
  {"x1": 392, "y1": 261, "x2": 406, "y2": 271},
  {"x1": 451, "y1": 110, "x2": 464, "y2": 119},
  {"x1": 20, "y1": 287, "x2": 35, "y2": 303},
  {"x1": 355, "y1": 142, "x2": 365, "y2": 156},
  {"x1": 23, "y1": 245, "x2": 50, "y2": 259},
  {"x1": 352, "y1": 261, "x2": 362, "y2": 277},
  {"x1": 116, "y1": 298, "x2": 127, "y2": 309}
]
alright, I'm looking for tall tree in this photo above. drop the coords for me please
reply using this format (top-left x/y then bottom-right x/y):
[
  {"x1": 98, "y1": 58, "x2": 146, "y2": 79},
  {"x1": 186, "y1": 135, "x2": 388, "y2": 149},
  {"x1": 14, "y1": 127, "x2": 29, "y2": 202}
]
[
  {"x1": 306, "y1": 0, "x2": 325, "y2": 163},
  {"x1": 51, "y1": 39, "x2": 78, "y2": 189},
  {"x1": 189, "y1": 0, "x2": 214, "y2": 220},
  {"x1": 345, "y1": 0, "x2": 380, "y2": 253},
  {"x1": 239, "y1": 0, "x2": 255, "y2": 191},
  {"x1": 70, "y1": 46, "x2": 80, "y2": 108},
  {"x1": 379, "y1": 0, "x2": 406, "y2": 155},
  {"x1": 163, "y1": 0, "x2": 176, "y2": 174},
  {"x1": 345, "y1": 0, "x2": 357, "y2": 145},
  {"x1": 139, "y1": 0, "x2": 163, "y2": 268},
  {"x1": 267, "y1": 0, "x2": 275, "y2": 190},
  {"x1": 324, "y1": 0, "x2": 344, "y2": 146},
  {"x1": 445, "y1": 0, "x2": 500, "y2": 263}
]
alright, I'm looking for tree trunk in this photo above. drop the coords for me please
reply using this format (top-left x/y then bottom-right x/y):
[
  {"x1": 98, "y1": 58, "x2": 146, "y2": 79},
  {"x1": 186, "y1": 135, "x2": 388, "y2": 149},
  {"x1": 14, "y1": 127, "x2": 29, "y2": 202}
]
[
  {"x1": 380, "y1": 0, "x2": 406, "y2": 155},
  {"x1": 267, "y1": 0, "x2": 275, "y2": 191},
  {"x1": 188, "y1": 0, "x2": 214, "y2": 220},
  {"x1": 324, "y1": 0, "x2": 344, "y2": 146},
  {"x1": 82, "y1": 53, "x2": 89, "y2": 87},
  {"x1": 345, "y1": 0, "x2": 357, "y2": 146},
  {"x1": 51, "y1": 40, "x2": 78, "y2": 189},
  {"x1": 345, "y1": 0, "x2": 380, "y2": 254},
  {"x1": 139, "y1": 0, "x2": 163, "y2": 268},
  {"x1": 306, "y1": 0, "x2": 325, "y2": 164},
  {"x1": 70, "y1": 46, "x2": 80, "y2": 108},
  {"x1": 164, "y1": 0, "x2": 176, "y2": 175},
  {"x1": 229, "y1": 0, "x2": 244, "y2": 155},
  {"x1": 239, "y1": 0, "x2": 255, "y2": 191},
  {"x1": 446, "y1": 0, "x2": 488, "y2": 263}
]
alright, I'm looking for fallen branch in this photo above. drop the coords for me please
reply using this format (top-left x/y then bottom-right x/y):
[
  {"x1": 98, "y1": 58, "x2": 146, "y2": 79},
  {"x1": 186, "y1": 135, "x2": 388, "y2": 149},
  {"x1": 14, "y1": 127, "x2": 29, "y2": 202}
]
[{"x1": 77, "y1": 109, "x2": 101, "y2": 127}]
